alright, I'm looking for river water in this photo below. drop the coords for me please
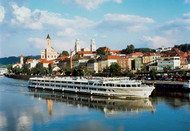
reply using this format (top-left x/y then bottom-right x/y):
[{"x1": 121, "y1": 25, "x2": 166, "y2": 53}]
[{"x1": 0, "y1": 76, "x2": 189, "y2": 131}]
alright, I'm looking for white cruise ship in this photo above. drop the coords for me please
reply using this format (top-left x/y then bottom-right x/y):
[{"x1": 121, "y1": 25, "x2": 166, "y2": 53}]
[{"x1": 28, "y1": 77, "x2": 155, "y2": 98}]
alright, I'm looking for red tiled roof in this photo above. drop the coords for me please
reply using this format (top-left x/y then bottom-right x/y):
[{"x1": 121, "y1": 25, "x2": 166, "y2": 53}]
[
  {"x1": 143, "y1": 52, "x2": 161, "y2": 56},
  {"x1": 59, "y1": 56, "x2": 69, "y2": 61},
  {"x1": 77, "y1": 51, "x2": 94, "y2": 54},
  {"x1": 188, "y1": 51, "x2": 190, "y2": 56},
  {"x1": 107, "y1": 55, "x2": 122, "y2": 59},
  {"x1": 39, "y1": 59, "x2": 53, "y2": 64},
  {"x1": 110, "y1": 50, "x2": 120, "y2": 53},
  {"x1": 126, "y1": 52, "x2": 143, "y2": 57}
]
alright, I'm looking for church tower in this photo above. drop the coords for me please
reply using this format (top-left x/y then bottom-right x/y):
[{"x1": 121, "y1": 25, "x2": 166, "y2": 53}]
[
  {"x1": 75, "y1": 39, "x2": 81, "y2": 53},
  {"x1": 90, "y1": 39, "x2": 96, "y2": 51},
  {"x1": 46, "y1": 34, "x2": 51, "y2": 46},
  {"x1": 41, "y1": 34, "x2": 59, "y2": 60}
]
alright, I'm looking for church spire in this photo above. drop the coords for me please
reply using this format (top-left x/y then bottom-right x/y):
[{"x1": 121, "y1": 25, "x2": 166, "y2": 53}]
[
  {"x1": 46, "y1": 34, "x2": 51, "y2": 40},
  {"x1": 46, "y1": 34, "x2": 51, "y2": 46}
]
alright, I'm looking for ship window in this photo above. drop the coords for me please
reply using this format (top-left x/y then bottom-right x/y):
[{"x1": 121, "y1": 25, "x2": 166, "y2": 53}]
[
  {"x1": 126, "y1": 85, "x2": 130, "y2": 87},
  {"x1": 138, "y1": 84, "x2": 140, "y2": 87},
  {"x1": 132, "y1": 85, "x2": 136, "y2": 87},
  {"x1": 121, "y1": 84, "x2": 125, "y2": 87},
  {"x1": 103, "y1": 84, "x2": 105, "y2": 86},
  {"x1": 117, "y1": 84, "x2": 120, "y2": 87}
]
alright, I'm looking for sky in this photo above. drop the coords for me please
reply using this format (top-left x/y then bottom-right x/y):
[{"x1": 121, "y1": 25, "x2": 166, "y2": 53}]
[{"x1": 0, "y1": 0, "x2": 190, "y2": 57}]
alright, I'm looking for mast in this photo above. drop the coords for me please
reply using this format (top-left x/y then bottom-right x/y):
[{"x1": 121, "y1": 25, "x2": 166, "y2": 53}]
[{"x1": 70, "y1": 49, "x2": 73, "y2": 70}]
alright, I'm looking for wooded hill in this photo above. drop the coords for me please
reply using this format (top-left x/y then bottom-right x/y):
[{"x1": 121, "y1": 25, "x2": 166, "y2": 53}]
[{"x1": 0, "y1": 55, "x2": 40, "y2": 65}]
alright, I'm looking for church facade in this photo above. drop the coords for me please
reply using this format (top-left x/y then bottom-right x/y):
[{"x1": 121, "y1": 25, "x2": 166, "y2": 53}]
[{"x1": 41, "y1": 34, "x2": 59, "y2": 60}]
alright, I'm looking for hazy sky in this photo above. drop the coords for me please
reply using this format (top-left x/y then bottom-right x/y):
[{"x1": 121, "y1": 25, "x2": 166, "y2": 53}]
[{"x1": 0, "y1": 0, "x2": 190, "y2": 57}]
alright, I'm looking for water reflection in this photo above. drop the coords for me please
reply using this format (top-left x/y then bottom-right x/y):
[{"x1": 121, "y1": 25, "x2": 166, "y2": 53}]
[
  {"x1": 28, "y1": 89, "x2": 155, "y2": 117},
  {"x1": 0, "y1": 77, "x2": 190, "y2": 131}
]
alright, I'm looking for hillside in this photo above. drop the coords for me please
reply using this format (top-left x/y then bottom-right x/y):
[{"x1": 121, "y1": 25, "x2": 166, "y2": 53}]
[{"x1": 0, "y1": 55, "x2": 40, "y2": 65}]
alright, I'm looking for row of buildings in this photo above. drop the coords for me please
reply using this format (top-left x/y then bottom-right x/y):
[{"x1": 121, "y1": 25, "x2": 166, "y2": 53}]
[{"x1": 13, "y1": 35, "x2": 190, "y2": 74}]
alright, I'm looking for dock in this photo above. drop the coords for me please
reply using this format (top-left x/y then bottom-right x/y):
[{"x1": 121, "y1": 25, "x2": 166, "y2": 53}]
[{"x1": 143, "y1": 80, "x2": 190, "y2": 92}]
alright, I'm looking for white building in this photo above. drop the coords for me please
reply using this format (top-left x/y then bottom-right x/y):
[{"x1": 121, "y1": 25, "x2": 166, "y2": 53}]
[
  {"x1": 26, "y1": 59, "x2": 40, "y2": 69},
  {"x1": 98, "y1": 55, "x2": 121, "y2": 72},
  {"x1": 75, "y1": 39, "x2": 81, "y2": 53},
  {"x1": 157, "y1": 56, "x2": 180, "y2": 71},
  {"x1": 41, "y1": 34, "x2": 59, "y2": 60},
  {"x1": 12, "y1": 55, "x2": 23, "y2": 68},
  {"x1": 90, "y1": 39, "x2": 96, "y2": 51},
  {"x1": 155, "y1": 47, "x2": 172, "y2": 53},
  {"x1": 87, "y1": 59, "x2": 98, "y2": 73},
  {"x1": 74, "y1": 39, "x2": 96, "y2": 54}
]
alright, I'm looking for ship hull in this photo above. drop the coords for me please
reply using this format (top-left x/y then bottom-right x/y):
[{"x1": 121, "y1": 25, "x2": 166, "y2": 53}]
[{"x1": 28, "y1": 78, "x2": 154, "y2": 98}]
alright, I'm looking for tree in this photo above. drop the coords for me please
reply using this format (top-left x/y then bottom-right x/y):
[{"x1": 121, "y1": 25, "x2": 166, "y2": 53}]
[
  {"x1": 109, "y1": 63, "x2": 121, "y2": 76},
  {"x1": 126, "y1": 44, "x2": 135, "y2": 54},
  {"x1": 103, "y1": 66, "x2": 110, "y2": 76},
  {"x1": 150, "y1": 68, "x2": 157, "y2": 80},
  {"x1": 135, "y1": 48, "x2": 155, "y2": 53},
  {"x1": 120, "y1": 44, "x2": 135, "y2": 54},
  {"x1": 48, "y1": 64, "x2": 52, "y2": 74},
  {"x1": 22, "y1": 64, "x2": 29, "y2": 74},
  {"x1": 103, "y1": 63, "x2": 121, "y2": 77},
  {"x1": 7, "y1": 64, "x2": 13, "y2": 73},
  {"x1": 23, "y1": 56, "x2": 31, "y2": 64},
  {"x1": 123, "y1": 69, "x2": 135, "y2": 77},
  {"x1": 61, "y1": 50, "x2": 69, "y2": 56},
  {"x1": 96, "y1": 47, "x2": 106, "y2": 56}
]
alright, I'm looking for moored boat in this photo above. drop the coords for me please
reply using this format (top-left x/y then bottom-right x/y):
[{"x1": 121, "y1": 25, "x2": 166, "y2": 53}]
[{"x1": 28, "y1": 77, "x2": 155, "y2": 98}]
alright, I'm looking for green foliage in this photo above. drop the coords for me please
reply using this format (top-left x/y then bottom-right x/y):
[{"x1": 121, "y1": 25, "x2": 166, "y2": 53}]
[
  {"x1": 174, "y1": 43, "x2": 190, "y2": 52},
  {"x1": 48, "y1": 64, "x2": 52, "y2": 74},
  {"x1": 0, "y1": 55, "x2": 40, "y2": 65},
  {"x1": 72, "y1": 66, "x2": 89, "y2": 76},
  {"x1": 103, "y1": 63, "x2": 121, "y2": 76},
  {"x1": 120, "y1": 44, "x2": 135, "y2": 54},
  {"x1": 12, "y1": 67, "x2": 22, "y2": 74},
  {"x1": 123, "y1": 69, "x2": 135, "y2": 77},
  {"x1": 7, "y1": 65, "x2": 13, "y2": 73},
  {"x1": 61, "y1": 50, "x2": 69, "y2": 56},
  {"x1": 23, "y1": 56, "x2": 31, "y2": 64},
  {"x1": 135, "y1": 48, "x2": 155, "y2": 53},
  {"x1": 109, "y1": 63, "x2": 121, "y2": 76},
  {"x1": 96, "y1": 47, "x2": 106, "y2": 56},
  {"x1": 150, "y1": 68, "x2": 157, "y2": 80}
]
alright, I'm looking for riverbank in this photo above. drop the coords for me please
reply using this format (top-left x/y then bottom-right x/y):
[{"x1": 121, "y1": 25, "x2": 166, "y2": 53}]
[{"x1": 4, "y1": 73, "x2": 42, "y2": 80}]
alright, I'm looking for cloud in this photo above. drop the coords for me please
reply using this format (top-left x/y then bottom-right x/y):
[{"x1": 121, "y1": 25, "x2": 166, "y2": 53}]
[
  {"x1": 114, "y1": 0, "x2": 122, "y2": 4},
  {"x1": 11, "y1": 4, "x2": 95, "y2": 30},
  {"x1": 143, "y1": 36, "x2": 177, "y2": 48},
  {"x1": 0, "y1": 6, "x2": 5, "y2": 23},
  {"x1": 73, "y1": 0, "x2": 122, "y2": 10},
  {"x1": 96, "y1": 13, "x2": 155, "y2": 32},
  {"x1": 0, "y1": 112, "x2": 7, "y2": 128},
  {"x1": 160, "y1": 12, "x2": 190, "y2": 32},
  {"x1": 28, "y1": 37, "x2": 76, "y2": 52},
  {"x1": 28, "y1": 37, "x2": 46, "y2": 49},
  {"x1": 74, "y1": 0, "x2": 108, "y2": 10},
  {"x1": 57, "y1": 28, "x2": 77, "y2": 37},
  {"x1": 184, "y1": 0, "x2": 190, "y2": 4}
]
